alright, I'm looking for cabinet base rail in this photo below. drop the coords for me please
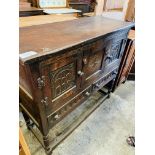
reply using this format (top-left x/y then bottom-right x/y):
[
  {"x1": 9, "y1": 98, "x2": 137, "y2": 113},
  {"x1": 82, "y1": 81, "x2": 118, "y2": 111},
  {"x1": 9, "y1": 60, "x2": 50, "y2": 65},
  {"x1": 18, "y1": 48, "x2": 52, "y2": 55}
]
[{"x1": 21, "y1": 89, "x2": 109, "y2": 155}]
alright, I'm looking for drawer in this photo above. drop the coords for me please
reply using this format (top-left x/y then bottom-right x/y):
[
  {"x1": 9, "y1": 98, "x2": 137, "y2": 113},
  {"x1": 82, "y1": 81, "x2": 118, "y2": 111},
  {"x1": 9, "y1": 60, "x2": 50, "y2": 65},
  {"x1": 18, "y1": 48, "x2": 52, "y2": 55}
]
[
  {"x1": 92, "y1": 69, "x2": 118, "y2": 91},
  {"x1": 47, "y1": 86, "x2": 92, "y2": 127}
]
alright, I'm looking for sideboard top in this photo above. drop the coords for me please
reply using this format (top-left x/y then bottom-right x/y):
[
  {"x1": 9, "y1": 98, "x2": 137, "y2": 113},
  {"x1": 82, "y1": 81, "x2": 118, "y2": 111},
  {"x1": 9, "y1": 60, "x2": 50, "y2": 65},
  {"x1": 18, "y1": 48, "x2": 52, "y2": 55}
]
[{"x1": 19, "y1": 16, "x2": 134, "y2": 63}]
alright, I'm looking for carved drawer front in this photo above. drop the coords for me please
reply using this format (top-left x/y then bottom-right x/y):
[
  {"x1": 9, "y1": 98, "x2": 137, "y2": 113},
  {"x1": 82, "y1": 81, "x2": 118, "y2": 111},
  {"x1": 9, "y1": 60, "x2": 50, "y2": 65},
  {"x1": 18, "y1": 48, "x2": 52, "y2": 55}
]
[
  {"x1": 39, "y1": 50, "x2": 83, "y2": 115},
  {"x1": 92, "y1": 69, "x2": 118, "y2": 91},
  {"x1": 47, "y1": 86, "x2": 92, "y2": 127},
  {"x1": 81, "y1": 40, "x2": 105, "y2": 88}
]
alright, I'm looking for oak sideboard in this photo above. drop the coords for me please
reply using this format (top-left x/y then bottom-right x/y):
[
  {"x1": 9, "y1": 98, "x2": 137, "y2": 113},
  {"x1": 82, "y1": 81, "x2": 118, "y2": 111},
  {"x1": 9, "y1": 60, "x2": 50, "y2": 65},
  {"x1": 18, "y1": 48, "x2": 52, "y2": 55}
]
[{"x1": 19, "y1": 16, "x2": 134, "y2": 154}]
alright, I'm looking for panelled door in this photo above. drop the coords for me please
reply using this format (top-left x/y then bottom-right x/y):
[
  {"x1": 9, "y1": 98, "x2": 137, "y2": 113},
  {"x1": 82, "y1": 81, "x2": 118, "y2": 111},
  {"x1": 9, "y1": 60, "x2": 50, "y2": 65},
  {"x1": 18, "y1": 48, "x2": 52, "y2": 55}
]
[
  {"x1": 80, "y1": 40, "x2": 106, "y2": 89},
  {"x1": 39, "y1": 49, "x2": 83, "y2": 115},
  {"x1": 102, "y1": 32, "x2": 128, "y2": 74}
]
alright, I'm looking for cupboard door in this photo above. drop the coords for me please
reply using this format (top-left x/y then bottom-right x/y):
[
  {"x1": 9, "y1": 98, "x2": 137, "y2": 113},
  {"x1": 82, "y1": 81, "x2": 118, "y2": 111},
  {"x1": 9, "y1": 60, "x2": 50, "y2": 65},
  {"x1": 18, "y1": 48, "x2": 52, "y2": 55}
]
[
  {"x1": 81, "y1": 40, "x2": 105, "y2": 88},
  {"x1": 102, "y1": 34, "x2": 128, "y2": 73},
  {"x1": 39, "y1": 49, "x2": 82, "y2": 115}
]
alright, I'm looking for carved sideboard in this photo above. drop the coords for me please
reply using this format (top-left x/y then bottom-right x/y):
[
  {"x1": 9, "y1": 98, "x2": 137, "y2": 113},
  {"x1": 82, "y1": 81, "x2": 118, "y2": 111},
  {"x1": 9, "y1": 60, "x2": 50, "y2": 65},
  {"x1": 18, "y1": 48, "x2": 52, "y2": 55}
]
[{"x1": 19, "y1": 16, "x2": 134, "y2": 154}]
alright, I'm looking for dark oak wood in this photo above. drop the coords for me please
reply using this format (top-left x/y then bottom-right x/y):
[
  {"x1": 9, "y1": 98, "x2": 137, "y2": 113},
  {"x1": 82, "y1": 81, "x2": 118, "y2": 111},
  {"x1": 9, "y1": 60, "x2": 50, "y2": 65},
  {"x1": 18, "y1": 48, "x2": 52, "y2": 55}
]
[
  {"x1": 19, "y1": 16, "x2": 134, "y2": 154},
  {"x1": 19, "y1": 7, "x2": 44, "y2": 17},
  {"x1": 69, "y1": 2, "x2": 90, "y2": 14},
  {"x1": 112, "y1": 30, "x2": 135, "y2": 91}
]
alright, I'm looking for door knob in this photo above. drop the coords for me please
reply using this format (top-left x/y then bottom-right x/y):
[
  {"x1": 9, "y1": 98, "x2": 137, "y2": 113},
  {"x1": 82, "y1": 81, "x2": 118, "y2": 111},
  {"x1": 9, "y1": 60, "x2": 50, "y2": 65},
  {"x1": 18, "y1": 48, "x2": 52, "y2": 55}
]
[
  {"x1": 54, "y1": 114, "x2": 60, "y2": 120},
  {"x1": 77, "y1": 71, "x2": 84, "y2": 76},
  {"x1": 83, "y1": 58, "x2": 87, "y2": 65},
  {"x1": 95, "y1": 83, "x2": 100, "y2": 89},
  {"x1": 85, "y1": 92, "x2": 90, "y2": 96}
]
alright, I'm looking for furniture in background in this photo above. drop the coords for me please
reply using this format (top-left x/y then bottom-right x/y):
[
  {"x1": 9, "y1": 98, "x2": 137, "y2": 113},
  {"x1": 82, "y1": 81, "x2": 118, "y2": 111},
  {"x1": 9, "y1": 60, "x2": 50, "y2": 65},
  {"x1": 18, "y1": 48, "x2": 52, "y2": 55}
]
[
  {"x1": 69, "y1": 2, "x2": 90, "y2": 14},
  {"x1": 19, "y1": 16, "x2": 134, "y2": 154},
  {"x1": 19, "y1": 0, "x2": 44, "y2": 17},
  {"x1": 112, "y1": 30, "x2": 135, "y2": 91},
  {"x1": 19, "y1": 128, "x2": 31, "y2": 155},
  {"x1": 103, "y1": 0, "x2": 124, "y2": 11},
  {"x1": 19, "y1": 14, "x2": 77, "y2": 27},
  {"x1": 30, "y1": 0, "x2": 81, "y2": 16},
  {"x1": 19, "y1": 7, "x2": 44, "y2": 17},
  {"x1": 101, "y1": 0, "x2": 135, "y2": 22},
  {"x1": 20, "y1": 0, "x2": 32, "y2": 9},
  {"x1": 69, "y1": 0, "x2": 93, "y2": 13}
]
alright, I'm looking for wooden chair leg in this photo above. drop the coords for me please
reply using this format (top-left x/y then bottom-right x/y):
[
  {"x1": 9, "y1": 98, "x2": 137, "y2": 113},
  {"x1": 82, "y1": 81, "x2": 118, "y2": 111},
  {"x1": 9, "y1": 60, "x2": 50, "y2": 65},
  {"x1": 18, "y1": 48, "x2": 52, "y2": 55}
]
[{"x1": 19, "y1": 128, "x2": 31, "y2": 155}]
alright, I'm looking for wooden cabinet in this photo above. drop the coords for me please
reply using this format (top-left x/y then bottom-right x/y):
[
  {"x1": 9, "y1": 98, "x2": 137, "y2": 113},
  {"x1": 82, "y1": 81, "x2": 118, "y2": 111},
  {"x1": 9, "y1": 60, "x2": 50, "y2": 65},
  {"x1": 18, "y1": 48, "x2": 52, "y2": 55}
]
[
  {"x1": 19, "y1": 7, "x2": 44, "y2": 17},
  {"x1": 19, "y1": 16, "x2": 134, "y2": 154},
  {"x1": 69, "y1": 2, "x2": 90, "y2": 14},
  {"x1": 112, "y1": 30, "x2": 135, "y2": 91}
]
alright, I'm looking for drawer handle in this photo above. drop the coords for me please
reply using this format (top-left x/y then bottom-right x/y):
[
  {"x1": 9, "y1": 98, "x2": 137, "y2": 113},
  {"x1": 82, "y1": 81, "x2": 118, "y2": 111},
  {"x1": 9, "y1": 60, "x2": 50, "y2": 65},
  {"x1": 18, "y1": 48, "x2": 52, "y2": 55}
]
[
  {"x1": 77, "y1": 71, "x2": 84, "y2": 76},
  {"x1": 83, "y1": 58, "x2": 87, "y2": 65},
  {"x1": 54, "y1": 114, "x2": 60, "y2": 120},
  {"x1": 85, "y1": 92, "x2": 90, "y2": 96},
  {"x1": 95, "y1": 83, "x2": 100, "y2": 89}
]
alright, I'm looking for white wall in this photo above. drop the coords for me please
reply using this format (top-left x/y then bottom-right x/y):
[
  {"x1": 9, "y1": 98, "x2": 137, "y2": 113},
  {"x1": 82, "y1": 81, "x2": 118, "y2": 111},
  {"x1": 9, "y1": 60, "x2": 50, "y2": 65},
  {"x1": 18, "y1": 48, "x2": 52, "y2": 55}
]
[{"x1": 106, "y1": 0, "x2": 125, "y2": 9}]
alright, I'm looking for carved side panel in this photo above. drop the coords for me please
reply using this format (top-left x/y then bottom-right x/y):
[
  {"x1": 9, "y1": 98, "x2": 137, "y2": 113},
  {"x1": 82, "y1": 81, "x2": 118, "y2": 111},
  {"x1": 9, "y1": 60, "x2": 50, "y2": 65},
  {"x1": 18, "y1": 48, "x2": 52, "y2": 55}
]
[
  {"x1": 104, "y1": 40, "x2": 122, "y2": 66},
  {"x1": 49, "y1": 63, "x2": 76, "y2": 99}
]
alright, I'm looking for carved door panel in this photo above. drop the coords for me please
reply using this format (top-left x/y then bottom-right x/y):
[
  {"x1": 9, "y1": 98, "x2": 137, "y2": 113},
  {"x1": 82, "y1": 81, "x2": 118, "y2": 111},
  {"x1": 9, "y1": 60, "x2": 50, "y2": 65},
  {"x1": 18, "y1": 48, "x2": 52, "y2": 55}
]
[
  {"x1": 102, "y1": 36, "x2": 127, "y2": 73},
  {"x1": 81, "y1": 41, "x2": 105, "y2": 88},
  {"x1": 39, "y1": 49, "x2": 82, "y2": 115}
]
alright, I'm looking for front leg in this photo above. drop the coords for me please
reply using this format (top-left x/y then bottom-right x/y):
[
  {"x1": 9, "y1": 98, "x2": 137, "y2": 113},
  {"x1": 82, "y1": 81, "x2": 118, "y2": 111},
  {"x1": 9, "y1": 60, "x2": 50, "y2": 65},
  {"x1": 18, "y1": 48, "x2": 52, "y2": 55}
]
[
  {"x1": 22, "y1": 110, "x2": 31, "y2": 130},
  {"x1": 108, "y1": 78, "x2": 116, "y2": 98},
  {"x1": 43, "y1": 134, "x2": 52, "y2": 155}
]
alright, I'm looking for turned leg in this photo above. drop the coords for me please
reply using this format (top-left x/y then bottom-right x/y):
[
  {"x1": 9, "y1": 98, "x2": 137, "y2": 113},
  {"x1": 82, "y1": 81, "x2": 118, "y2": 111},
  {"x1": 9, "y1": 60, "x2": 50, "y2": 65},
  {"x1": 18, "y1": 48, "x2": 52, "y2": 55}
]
[
  {"x1": 43, "y1": 134, "x2": 52, "y2": 155},
  {"x1": 107, "y1": 90, "x2": 111, "y2": 98},
  {"x1": 122, "y1": 80, "x2": 126, "y2": 84},
  {"x1": 22, "y1": 111, "x2": 31, "y2": 130},
  {"x1": 108, "y1": 79, "x2": 116, "y2": 98}
]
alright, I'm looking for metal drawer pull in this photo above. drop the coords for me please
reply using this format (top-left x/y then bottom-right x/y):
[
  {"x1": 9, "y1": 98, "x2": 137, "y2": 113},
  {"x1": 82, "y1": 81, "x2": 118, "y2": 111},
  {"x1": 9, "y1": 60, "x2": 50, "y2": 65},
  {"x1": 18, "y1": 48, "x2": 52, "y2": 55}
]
[
  {"x1": 77, "y1": 71, "x2": 84, "y2": 76},
  {"x1": 85, "y1": 92, "x2": 90, "y2": 96},
  {"x1": 54, "y1": 114, "x2": 60, "y2": 120},
  {"x1": 83, "y1": 58, "x2": 87, "y2": 65},
  {"x1": 95, "y1": 83, "x2": 100, "y2": 89}
]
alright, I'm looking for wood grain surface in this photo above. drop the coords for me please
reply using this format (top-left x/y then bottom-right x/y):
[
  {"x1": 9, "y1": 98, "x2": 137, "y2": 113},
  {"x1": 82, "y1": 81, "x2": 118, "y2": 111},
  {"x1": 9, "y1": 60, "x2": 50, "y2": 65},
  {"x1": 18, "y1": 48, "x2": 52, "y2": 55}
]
[{"x1": 19, "y1": 16, "x2": 134, "y2": 63}]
